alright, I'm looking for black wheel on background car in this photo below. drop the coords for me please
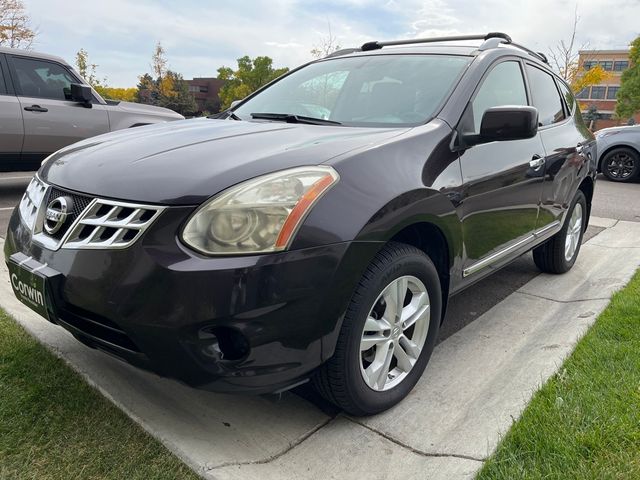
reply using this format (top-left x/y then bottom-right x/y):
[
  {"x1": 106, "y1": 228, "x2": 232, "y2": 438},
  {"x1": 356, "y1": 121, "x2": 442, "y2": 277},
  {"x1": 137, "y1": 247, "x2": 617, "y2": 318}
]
[
  {"x1": 313, "y1": 242, "x2": 442, "y2": 416},
  {"x1": 533, "y1": 190, "x2": 586, "y2": 274},
  {"x1": 601, "y1": 147, "x2": 640, "y2": 182}
]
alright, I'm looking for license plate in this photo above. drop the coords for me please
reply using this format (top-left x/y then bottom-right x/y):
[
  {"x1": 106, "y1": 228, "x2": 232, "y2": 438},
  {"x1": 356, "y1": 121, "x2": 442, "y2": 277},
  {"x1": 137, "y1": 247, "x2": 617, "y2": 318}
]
[{"x1": 7, "y1": 256, "x2": 52, "y2": 320}]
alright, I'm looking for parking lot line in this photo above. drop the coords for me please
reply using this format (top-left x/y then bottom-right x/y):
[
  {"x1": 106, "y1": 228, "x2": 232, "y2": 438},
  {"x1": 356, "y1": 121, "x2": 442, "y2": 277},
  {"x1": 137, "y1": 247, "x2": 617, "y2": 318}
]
[{"x1": 0, "y1": 207, "x2": 15, "y2": 211}]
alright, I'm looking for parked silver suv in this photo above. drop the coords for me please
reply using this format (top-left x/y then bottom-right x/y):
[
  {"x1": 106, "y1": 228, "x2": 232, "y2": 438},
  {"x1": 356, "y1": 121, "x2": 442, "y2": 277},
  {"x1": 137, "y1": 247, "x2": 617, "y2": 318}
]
[{"x1": 0, "y1": 47, "x2": 184, "y2": 171}]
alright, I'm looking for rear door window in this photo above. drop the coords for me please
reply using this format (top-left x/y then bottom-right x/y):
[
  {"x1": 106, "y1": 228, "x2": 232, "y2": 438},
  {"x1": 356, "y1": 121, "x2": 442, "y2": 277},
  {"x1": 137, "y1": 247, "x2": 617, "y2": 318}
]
[{"x1": 525, "y1": 65, "x2": 566, "y2": 126}]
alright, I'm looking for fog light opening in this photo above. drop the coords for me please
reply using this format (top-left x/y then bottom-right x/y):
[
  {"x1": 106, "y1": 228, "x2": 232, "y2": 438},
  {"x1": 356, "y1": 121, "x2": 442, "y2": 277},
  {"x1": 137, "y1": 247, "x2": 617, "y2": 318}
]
[{"x1": 199, "y1": 326, "x2": 249, "y2": 361}]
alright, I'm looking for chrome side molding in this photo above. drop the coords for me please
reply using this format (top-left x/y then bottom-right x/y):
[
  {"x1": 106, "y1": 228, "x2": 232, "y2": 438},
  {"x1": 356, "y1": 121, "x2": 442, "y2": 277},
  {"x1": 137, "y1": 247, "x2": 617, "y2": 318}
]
[{"x1": 463, "y1": 220, "x2": 561, "y2": 277}]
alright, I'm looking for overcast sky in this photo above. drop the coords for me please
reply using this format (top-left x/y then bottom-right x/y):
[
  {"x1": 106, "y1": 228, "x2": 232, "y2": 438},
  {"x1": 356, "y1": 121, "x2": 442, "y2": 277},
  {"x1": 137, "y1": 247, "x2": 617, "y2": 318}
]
[{"x1": 24, "y1": 0, "x2": 639, "y2": 86}]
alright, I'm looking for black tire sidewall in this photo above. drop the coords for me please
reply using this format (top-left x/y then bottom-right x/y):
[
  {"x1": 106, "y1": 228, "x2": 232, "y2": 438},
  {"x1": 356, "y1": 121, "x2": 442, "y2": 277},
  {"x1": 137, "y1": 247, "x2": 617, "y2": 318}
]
[
  {"x1": 602, "y1": 148, "x2": 640, "y2": 182},
  {"x1": 341, "y1": 245, "x2": 442, "y2": 415}
]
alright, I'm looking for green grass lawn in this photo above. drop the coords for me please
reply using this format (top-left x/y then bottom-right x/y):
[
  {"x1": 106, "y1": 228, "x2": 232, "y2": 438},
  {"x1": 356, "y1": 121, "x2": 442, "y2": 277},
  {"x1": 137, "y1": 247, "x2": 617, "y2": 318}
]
[
  {"x1": 477, "y1": 270, "x2": 640, "y2": 480},
  {"x1": 0, "y1": 310, "x2": 200, "y2": 480}
]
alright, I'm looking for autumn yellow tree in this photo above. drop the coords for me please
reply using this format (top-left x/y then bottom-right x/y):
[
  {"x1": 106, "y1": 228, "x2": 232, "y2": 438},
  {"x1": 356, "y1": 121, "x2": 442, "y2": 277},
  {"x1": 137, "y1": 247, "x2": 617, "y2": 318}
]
[
  {"x1": 94, "y1": 86, "x2": 138, "y2": 102},
  {"x1": 135, "y1": 43, "x2": 196, "y2": 115},
  {"x1": 547, "y1": 7, "x2": 611, "y2": 95},
  {"x1": 0, "y1": 0, "x2": 36, "y2": 49}
]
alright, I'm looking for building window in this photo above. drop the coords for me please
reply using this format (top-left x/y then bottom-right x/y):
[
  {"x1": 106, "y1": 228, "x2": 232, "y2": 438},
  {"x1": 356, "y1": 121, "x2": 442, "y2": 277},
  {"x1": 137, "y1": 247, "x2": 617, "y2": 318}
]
[
  {"x1": 599, "y1": 113, "x2": 612, "y2": 120},
  {"x1": 599, "y1": 61, "x2": 613, "y2": 71},
  {"x1": 590, "y1": 86, "x2": 606, "y2": 99},
  {"x1": 576, "y1": 87, "x2": 590, "y2": 99},
  {"x1": 199, "y1": 86, "x2": 208, "y2": 93},
  {"x1": 188, "y1": 85, "x2": 199, "y2": 93},
  {"x1": 613, "y1": 61, "x2": 629, "y2": 71},
  {"x1": 583, "y1": 60, "x2": 597, "y2": 70},
  {"x1": 606, "y1": 86, "x2": 620, "y2": 99}
]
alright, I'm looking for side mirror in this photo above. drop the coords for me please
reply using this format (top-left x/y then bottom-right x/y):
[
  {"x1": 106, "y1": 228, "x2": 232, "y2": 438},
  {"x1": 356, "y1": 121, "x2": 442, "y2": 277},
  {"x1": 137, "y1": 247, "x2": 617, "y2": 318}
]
[
  {"x1": 463, "y1": 106, "x2": 538, "y2": 147},
  {"x1": 70, "y1": 83, "x2": 93, "y2": 108}
]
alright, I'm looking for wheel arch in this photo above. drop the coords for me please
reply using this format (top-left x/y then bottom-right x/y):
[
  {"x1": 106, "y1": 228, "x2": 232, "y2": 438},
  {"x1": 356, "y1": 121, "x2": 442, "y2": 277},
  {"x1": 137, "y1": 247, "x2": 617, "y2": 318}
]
[
  {"x1": 388, "y1": 221, "x2": 452, "y2": 323},
  {"x1": 577, "y1": 175, "x2": 595, "y2": 228},
  {"x1": 319, "y1": 190, "x2": 463, "y2": 362},
  {"x1": 353, "y1": 188, "x2": 463, "y2": 323}
]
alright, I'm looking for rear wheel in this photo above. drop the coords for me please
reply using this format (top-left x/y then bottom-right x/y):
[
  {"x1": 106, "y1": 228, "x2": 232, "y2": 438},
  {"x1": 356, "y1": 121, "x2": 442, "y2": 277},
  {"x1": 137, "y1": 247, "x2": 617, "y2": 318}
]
[
  {"x1": 533, "y1": 190, "x2": 586, "y2": 274},
  {"x1": 313, "y1": 242, "x2": 441, "y2": 416},
  {"x1": 601, "y1": 147, "x2": 639, "y2": 182}
]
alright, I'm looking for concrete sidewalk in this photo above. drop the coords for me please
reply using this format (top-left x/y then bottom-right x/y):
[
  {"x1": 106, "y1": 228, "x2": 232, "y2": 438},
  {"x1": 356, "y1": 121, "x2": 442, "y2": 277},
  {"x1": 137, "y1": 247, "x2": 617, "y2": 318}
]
[{"x1": 1, "y1": 217, "x2": 638, "y2": 480}]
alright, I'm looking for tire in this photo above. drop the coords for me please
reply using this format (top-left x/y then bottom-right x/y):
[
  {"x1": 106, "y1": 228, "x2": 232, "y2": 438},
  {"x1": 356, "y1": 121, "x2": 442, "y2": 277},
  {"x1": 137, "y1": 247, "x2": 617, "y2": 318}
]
[
  {"x1": 313, "y1": 242, "x2": 442, "y2": 416},
  {"x1": 601, "y1": 147, "x2": 640, "y2": 182},
  {"x1": 533, "y1": 190, "x2": 586, "y2": 274}
]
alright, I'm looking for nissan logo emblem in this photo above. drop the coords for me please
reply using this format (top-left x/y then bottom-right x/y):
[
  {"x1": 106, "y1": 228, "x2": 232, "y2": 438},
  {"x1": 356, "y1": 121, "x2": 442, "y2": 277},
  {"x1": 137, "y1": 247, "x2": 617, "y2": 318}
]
[{"x1": 44, "y1": 197, "x2": 72, "y2": 235}]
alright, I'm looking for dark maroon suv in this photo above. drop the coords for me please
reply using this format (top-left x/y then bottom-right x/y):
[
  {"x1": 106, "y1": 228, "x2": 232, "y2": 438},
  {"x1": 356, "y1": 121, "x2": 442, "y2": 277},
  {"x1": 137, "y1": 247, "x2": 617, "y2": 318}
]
[{"x1": 5, "y1": 33, "x2": 596, "y2": 415}]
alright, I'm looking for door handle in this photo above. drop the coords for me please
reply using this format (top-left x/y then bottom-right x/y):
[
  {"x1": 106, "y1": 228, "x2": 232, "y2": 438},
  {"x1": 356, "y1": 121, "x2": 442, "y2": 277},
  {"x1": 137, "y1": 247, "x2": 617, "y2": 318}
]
[
  {"x1": 529, "y1": 155, "x2": 545, "y2": 169},
  {"x1": 24, "y1": 105, "x2": 48, "y2": 113}
]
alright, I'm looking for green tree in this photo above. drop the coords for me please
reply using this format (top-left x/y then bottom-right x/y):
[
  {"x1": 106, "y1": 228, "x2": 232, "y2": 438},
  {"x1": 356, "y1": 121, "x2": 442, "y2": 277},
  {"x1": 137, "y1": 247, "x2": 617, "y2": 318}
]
[
  {"x1": 75, "y1": 48, "x2": 105, "y2": 87},
  {"x1": 0, "y1": 0, "x2": 36, "y2": 49},
  {"x1": 157, "y1": 70, "x2": 197, "y2": 116},
  {"x1": 136, "y1": 73, "x2": 155, "y2": 104},
  {"x1": 584, "y1": 104, "x2": 599, "y2": 130},
  {"x1": 217, "y1": 56, "x2": 288, "y2": 110},
  {"x1": 615, "y1": 36, "x2": 640, "y2": 120}
]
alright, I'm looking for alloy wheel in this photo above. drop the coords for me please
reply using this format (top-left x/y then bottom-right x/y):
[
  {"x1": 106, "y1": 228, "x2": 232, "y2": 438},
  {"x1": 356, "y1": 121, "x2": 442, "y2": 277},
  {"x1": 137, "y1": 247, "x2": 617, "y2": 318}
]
[
  {"x1": 606, "y1": 153, "x2": 635, "y2": 180},
  {"x1": 359, "y1": 275, "x2": 430, "y2": 391},
  {"x1": 564, "y1": 203, "x2": 583, "y2": 262}
]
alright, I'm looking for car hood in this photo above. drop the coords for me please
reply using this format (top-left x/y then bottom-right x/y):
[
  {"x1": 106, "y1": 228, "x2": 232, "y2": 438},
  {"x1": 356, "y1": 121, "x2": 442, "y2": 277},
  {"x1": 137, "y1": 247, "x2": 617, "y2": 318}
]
[
  {"x1": 112, "y1": 100, "x2": 184, "y2": 120},
  {"x1": 40, "y1": 118, "x2": 410, "y2": 205}
]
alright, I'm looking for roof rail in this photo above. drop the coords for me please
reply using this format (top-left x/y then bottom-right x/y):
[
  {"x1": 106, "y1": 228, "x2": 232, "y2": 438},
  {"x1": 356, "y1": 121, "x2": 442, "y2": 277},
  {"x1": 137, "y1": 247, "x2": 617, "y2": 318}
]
[
  {"x1": 360, "y1": 32, "x2": 512, "y2": 51},
  {"x1": 325, "y1": 48, "x2": 361, "y2": 58},
  {"x1": 358, "y1": 32, "x2": 549, "y2": 65}
]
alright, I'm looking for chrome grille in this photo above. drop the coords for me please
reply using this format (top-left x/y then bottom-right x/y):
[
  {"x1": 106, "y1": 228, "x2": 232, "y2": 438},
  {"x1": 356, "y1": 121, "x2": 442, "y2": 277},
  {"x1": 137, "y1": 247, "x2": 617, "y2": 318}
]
[
  {"x1": 19, "y1": 176, "x2": 166, "y2": 251},
  {"x1": 18, "y1": 176, "x2": 47, "y2": 230},
  {"x1": 45, "y1": 187, "x2": 94, "y2": 240},
  {"x1": 62, "y1": 198, "x2": 164, "y2": 249}
]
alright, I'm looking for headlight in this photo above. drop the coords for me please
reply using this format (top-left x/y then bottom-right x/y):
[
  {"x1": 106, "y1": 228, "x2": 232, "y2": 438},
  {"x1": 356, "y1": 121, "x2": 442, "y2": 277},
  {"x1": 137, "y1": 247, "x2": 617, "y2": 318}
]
[{"x1": 181, "y1": 166, "x2": 339, "y2": 255}]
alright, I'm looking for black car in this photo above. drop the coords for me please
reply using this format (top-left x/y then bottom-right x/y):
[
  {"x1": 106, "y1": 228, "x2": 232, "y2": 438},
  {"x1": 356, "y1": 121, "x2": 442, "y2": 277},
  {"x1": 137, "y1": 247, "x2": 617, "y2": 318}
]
[{"x1": 5, "y1": 33, "x2": 596, "y2": 416}]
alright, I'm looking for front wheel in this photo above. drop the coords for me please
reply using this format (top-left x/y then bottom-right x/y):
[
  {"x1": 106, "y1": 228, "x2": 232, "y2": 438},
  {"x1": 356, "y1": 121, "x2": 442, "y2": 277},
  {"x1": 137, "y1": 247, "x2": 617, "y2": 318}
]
[
  {"x1": 533, "y1": 190, "x2": 586, "y2": 274},
  {"x1": 313, "y1": 242, "x2": 441, "y2": 416}
]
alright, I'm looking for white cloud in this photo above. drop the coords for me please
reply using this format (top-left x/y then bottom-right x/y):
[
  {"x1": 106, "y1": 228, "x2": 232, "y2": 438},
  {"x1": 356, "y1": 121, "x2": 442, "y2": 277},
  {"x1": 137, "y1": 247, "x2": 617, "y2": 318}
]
[{"x1": 22, "y1": 0, "x2": 640, "y2": 86}]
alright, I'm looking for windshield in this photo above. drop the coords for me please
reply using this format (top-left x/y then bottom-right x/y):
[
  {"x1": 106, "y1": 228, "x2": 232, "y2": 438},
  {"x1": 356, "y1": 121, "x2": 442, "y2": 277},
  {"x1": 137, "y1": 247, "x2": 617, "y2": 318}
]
[{"x1": 233, "y1": 54, "x2": 471, "y2": 127}]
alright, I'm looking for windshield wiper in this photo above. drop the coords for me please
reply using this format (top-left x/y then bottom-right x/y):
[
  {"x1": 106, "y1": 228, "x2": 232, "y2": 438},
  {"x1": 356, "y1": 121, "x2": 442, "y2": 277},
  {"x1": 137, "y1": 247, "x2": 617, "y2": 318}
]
[
  {"x1": 207, "y1": 110, "x2": 241, "y2": 121},
  {"x1": 250, "y1": 113, "x2": 342, "y2": 126}
]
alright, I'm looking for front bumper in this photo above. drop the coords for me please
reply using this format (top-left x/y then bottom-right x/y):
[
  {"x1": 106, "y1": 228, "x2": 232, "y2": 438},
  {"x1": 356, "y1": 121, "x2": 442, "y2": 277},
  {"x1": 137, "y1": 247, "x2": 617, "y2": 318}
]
[{"x1": 5, "y1": 206, "x2": 381, "y2": 394}]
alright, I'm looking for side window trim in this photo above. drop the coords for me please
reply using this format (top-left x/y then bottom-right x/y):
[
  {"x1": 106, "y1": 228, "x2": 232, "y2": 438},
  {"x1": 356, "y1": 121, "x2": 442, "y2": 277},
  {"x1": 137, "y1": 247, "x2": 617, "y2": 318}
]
[
  {"x1": 522, "y1": 62, "x2": 571, "y2": 130},
  {"x1": 7, "y1": 54, "x2": 84, "y2": 101},
  {"x1": 555, "y1": 78, "x2": 575, "y2": 117},
  {"x1": 0, "y1": 54, "x2": 13, "y2": 95}
]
